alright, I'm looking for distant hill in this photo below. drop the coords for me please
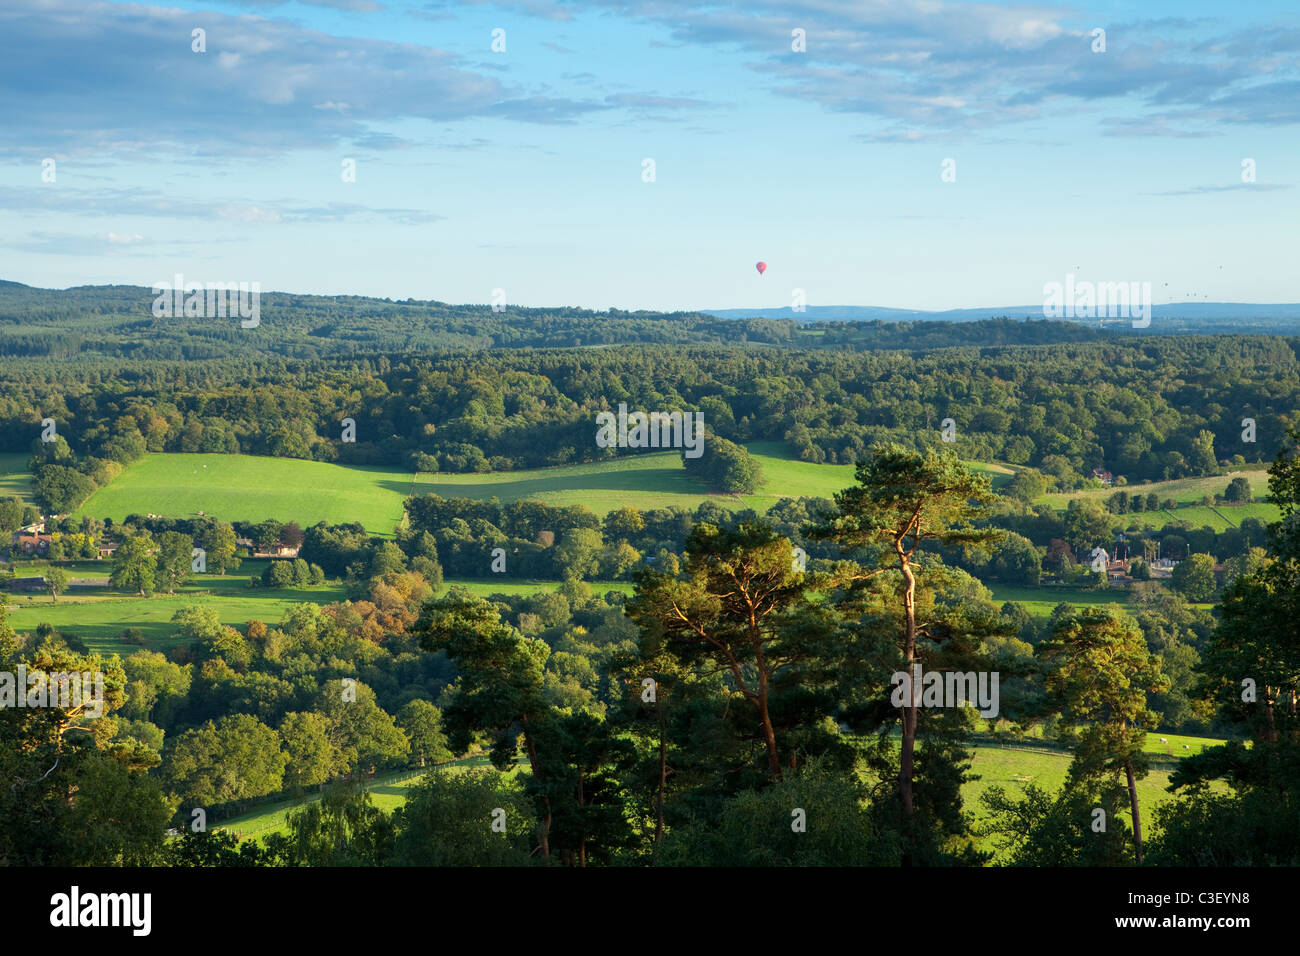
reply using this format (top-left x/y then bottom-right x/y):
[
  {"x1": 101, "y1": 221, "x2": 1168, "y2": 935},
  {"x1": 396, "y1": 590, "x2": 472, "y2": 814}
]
[
  {"x1": 1, "y1": 279, "x2": 1297, "y2": 362},
  {"x1": 0, "y1": 280, "x2": 1110, "y2": 360},
  {"x1": 702, "y1": 303, "x2": 1300, "y2": 322}
]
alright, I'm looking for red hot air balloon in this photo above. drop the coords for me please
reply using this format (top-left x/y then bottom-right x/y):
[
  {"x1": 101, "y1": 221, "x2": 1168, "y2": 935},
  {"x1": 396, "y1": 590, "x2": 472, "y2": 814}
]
[{"x1": 756, "y1": 261, "x2": 767, "y2": 276}]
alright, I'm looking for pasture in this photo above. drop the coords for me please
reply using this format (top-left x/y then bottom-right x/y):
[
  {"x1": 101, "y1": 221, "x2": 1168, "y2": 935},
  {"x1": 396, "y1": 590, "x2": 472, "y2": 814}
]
[
  {"x1": 69, "y1": 446, "x2": 1007, "y2": 529},
  {"x1": 0, "y1": 453, "x2": 34, "y2": 502},
  {"x1": 3, "y1": 568, "x2": 628, "y2": 656},
  {"x1": 220, "y1": 754, "x2": 518, "y2": 843},
  {"x1": 5, "y1": 561, "x2": 345, "y2": 654},
  {"x1": 73, "y1": 453, "x2": 416, "y2": 535},
  {"x1": 411, "y1": 441, "x2": 881, "y2": 514},
  {"x1": 987, "y1": 583, "x2": 1129, "y2": 617}
]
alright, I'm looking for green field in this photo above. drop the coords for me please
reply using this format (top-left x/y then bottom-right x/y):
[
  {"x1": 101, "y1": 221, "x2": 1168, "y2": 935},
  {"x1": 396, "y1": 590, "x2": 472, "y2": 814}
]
[
  {"x1": 5, "y1": 561, "x2": 345, "y2": 654},
  {"x1": 1160, "y1": 505, "x2": 1232, "y2": 531},
  {"x1": 965, "y1": 745, "x2": 1174, "y2": 851},
  {"x1": 410, "y1": 441, "x2": 882, "y2": 514},
  {"x1": 0, "y1": 453, "x2": 34, "y2": 502},
  {"x1": 1035, "y1": 465, "x2": 1272, "y2": 510},
  {"x1": 3, "y1": 569, "x2": 628, "y2": 656},
  {"x1": 74, "y1": 454, "x2": 417, "y2": 535},
  {"x1": 220, "y1": 754, "x2": 519, "y2": 843},
  {"x1": 987, "y1": 583, "x2": 1131, "y2": 617},
  {"x1": 446, "y1": 578, "x2": 633, "y2": 599},
  {"x1": 1032, "y1": 466, "x2": 1282, "y2": 532},
  {"x1": 1161, "y1": 502, "x2": 1280, "y2": 531},
  {"x1": 70, "y1": 446, "x2": 1007, "y2": 529},
  {"x1": 987, "y1": 583, "x2": 1214, "y2": 618}
]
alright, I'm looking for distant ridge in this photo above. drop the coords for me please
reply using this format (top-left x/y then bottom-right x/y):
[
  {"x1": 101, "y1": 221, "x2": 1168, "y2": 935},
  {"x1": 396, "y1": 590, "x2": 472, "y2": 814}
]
[{"x1": 700, "y1": 303, "x2": 1300, "y2": 322}]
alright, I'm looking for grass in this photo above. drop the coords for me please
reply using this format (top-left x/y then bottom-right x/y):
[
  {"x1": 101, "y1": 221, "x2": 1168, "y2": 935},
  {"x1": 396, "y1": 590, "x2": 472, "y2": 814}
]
[
  {"x1": 71, "y1": 446, "x2": 1006, "y2": 529},
  {"x1": 1160, "y1": 505, "x2": 1236, "y2": 532},
  {"x1": 412, "y1": 450, "x2": 723, "y2": 514},
  {"x1": 964, "y1": 745, "x2": 1175, "y2": 845},
  {"x1": 987, "y1": 582, "x2": 1214, "y2": 618},
  {"x1": 963, "y1": 460, "x2": 1017, "y2": 490},
  {"x1": 0, "y1": 453, "x2": 34, "y2": 502},
  {"x1": 1030, "y1": 466, "x2": 1282, "y2": 533},
  {"x1": 446, "y1": 578, "x2": 633, "y2": 598},
  {"x1": 1140, "y1": 731, "x2": 1226, "y2": 758},
  {"x1": 987, "y1": 583, "x2": 1130, "y2": 617},
  {"x1": 220, "y1": 754, "x2": 517, "y2": 843},
  {"x1": 5, "y1": 561, "x2": 345, "y2": 654},
  {"x1": 965, "y1": 731, "x2": 1233, "y2": 858},
  {"x1": 1158, "y1": 502, "x2": 1281, "y2": 532},
  {"x1": 74, "y1": 453, "x2": 416, "y2": 535},
  {"x1": 413, "y1": 443, "x2": 1009, "y2": 514},
  {"x1": 1034, "y1": 465, "x2": 1272, "y2": 510},
  {"x1": 3, "y1": 568, "x2": 629, "y2": 656}
]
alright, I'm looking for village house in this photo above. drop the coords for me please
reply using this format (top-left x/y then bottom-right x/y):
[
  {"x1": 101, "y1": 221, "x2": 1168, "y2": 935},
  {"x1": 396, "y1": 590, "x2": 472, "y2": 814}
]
[
  {"x1": 12, "y1": 532, "x2": 53, "y2": 555},
  {"x1": 236, "y1": 537, "x2": 299, "y2": 559}
]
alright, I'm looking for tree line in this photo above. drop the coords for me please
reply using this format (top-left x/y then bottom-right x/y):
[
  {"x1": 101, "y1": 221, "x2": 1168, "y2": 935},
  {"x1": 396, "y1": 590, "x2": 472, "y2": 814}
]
[{"x1": 3, "y1": 333, "x2": 1295, "y2": 516}]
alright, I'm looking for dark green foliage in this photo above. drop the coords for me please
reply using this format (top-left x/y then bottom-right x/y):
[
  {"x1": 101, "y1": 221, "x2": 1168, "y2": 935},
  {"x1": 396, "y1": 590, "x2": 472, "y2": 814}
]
[
  {"x1": 657, "y1": 765, "x2": 891, "y2": 866},
  {"x1": 278, "y1": 781, "x2": 396, "y2": 867},
  {"x1": 1223, "y1": 476, "x2": 1252, "y2": 503},
  {"x1": 390, "y1": 769, "x2": 537, "y2": 866},
  {"x1": 978, "y1": 781, "x2": 1134, "y2": 866},
  {"x1": 34, "y1": 463, "x2": 96, "y2": 513},
  {"x1": 681, "y1": 435, "x2": 762, "y2": 494}
]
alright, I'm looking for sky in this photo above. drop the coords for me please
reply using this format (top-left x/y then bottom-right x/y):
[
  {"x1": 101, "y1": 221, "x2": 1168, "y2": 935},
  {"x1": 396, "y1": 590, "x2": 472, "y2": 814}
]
[{"x1": 2, "y1": 0, "x2": 1298, "y2": 312}]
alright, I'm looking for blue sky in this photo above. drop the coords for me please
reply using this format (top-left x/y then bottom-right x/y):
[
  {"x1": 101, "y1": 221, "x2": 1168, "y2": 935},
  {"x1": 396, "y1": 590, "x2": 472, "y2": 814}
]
[{"x1": 2, "y1": 0, "x2": 1298, "y2": 311}]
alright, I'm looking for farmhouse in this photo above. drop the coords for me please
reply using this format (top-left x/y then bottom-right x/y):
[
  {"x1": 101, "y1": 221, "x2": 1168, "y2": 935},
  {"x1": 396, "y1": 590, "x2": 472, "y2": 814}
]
[
  {"x1": 1090, "y1": 467, "x2": 1114, "y2": 485},
  {"x1": 236, "y1": 537, "x2": 300, "y2": 559},
  {"x1": 12, "y1": 532, "x2": 52, "y2": 555}
]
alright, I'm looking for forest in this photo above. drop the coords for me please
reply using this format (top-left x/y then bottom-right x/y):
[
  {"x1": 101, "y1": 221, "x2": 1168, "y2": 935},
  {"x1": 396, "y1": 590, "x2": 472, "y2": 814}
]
[
  {"x1": 4, "y1": 434, "x2": 1300, "y2": 866},
  {"x1": 2, "y1": 311, "x2": 1295, "y2": 516},
  {"x1": 2, "y1": 285, "x2": 1299, "y2": 868}
]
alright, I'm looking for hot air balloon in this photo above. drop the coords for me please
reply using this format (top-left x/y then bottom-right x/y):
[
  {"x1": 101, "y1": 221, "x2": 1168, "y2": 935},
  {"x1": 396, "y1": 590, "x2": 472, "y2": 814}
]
[{"x1": 755, "y1": 261, "x2": 767, "y2": 276}]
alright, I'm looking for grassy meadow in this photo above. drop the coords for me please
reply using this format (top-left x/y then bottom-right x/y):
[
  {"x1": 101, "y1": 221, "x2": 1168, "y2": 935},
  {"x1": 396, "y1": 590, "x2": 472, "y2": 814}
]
[
  {"x1": 4, "y1": 559, "x2": 345, "y2": 654},
  {"x1": 62, "y1": 445, "x2": 1008, "y2": 531},
  {"x1": 7, "y1": 446, "x2": 1253, "y2": 655},
  {"x1": 73, "y1": 454, "x2": 417, "y2": 535},
  {"x1": 0, "y1": 452, "x2": 34, "y2": 502},
  {"x1": 3, "y1": 563, "x2": 629, "y2": 656},
  {"x1": 986, "y1": 583, "x2": 1132, "y2": 617},
  {"x1": 220, "y1": 754, "x2": 521, "y2": 843},
  {"x1": 408, "y1": 440, "x2": 912, "y2": 513},
  {"x1": 1033, "y1": 465, "x2": 1272, "y2": 509},
  {"x1": 1033, "y1": 465, "x2": 1281, "y2": 529}
]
